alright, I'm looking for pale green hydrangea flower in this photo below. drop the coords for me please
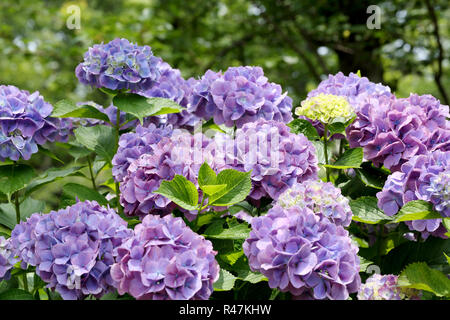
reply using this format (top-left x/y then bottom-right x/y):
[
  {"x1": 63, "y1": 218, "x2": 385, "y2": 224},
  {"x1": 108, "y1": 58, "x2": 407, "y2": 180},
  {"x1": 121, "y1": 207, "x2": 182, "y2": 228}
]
[{"x1": 295, "y1": 93, "x2": 354, "y2": 124}]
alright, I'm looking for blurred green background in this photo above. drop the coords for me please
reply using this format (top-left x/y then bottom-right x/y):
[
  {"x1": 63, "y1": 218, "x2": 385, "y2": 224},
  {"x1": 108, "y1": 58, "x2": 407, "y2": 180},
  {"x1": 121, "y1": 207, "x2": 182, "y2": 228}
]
[{"x1": 1, "y1": 0, "x2": 449, "y2": 107}]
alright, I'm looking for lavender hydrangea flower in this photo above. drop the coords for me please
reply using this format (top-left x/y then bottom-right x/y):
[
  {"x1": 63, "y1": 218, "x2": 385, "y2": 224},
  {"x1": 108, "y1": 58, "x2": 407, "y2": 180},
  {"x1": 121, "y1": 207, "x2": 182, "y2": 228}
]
[
  {"x1": 277, "y1": 180, "x2": 353, "y2": 227},
  {"x1": 0, "y1": 85, "x2": 71, "y2": 161},
  {"x1": 377, "y1": 150, "x2": 449, "y2": 239},
  {"x1": 111, "y1": 214, "x2": 219, "y2": 300},
  {"x1": 188, "y1": 66, "x2": 293, "y2": 128},
  {"x1": 75, "y1": 38, "x2": 161, "y2": 92},
  {"x1": 10, "y1": 201, "x2": 133, "y2": 300},
  {"x1": 10, "y1": 213, "x2": 41, "y2": 268},
  {"x1": 347, "y1": 94, "x2": 449, "y2": 171},
  {"x1": 120, "y1": 131, "x2": 217, "y2": 218},
  {"x1": 0, "y1": 236, "x2": 18, "y2": 281},
  {"x1": 357, "y1": 274, "x2": 421, "y2": 300},
  {"x1": 112, "y1": 124, "x2": 173, "y2": 182},
  {"x1": 214, "y1": 119, "x2": 318, "y2": 201},
  {"x1": 243, "y1": 205, "x2": 360, "y2": 299}
]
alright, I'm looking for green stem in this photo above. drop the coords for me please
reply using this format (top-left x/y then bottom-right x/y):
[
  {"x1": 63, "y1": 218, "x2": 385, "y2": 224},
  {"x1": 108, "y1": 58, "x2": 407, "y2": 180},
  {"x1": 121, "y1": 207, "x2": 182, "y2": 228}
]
[
  {"x1": 115, "y1": 107, "x2": 123, "y2": 215},
  {"x1": 86, "y1": 156, "x2": 97, "y2": 190},
  {"x1": 323, "y1": 124, "x2": 330, "y2": 182},
  {"x1": 14, "y1": 191, "x2": 29, "y2": 292}
]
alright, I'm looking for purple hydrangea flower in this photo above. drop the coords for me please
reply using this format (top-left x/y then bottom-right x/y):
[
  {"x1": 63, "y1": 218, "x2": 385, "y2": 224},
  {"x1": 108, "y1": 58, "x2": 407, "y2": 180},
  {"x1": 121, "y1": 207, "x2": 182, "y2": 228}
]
[
  {"x1": 347, "y1": 94, "x2": 449, "y2": 171},
  {"x1": 111, "y1": 214, "x2": 219, "y2": 300},
  {"x1": 10, "y1": 201, "x2": 133, "y2": 300},
  {"x1": 277, "y1": 180, "x2": 353, "y2": 227},
  {"x1": 120, "y1": 131, "x2": 217, "y2": 218},
  {"x1": 377, "y1": 150, "x2": 449, "y2": 239},
  {"x1": 214, "y1": 119, "x2": 318, "y2": 201},
  {"x1": 188, "y1": 66, "x2": 293, "y2": 128},
  {"x1": 10, "y1": 213, "x2": 41, "y2": 268},
  {"x1": 243, "y1": 205, "x2": 360, "y2": 300},
  {"x1": 75, "y1": 38, "x2": 161, "y2": 92},
  {"x1": 0, "y1": 236, "x2": 18, "y2": 281},
  {"x1": 357, "y1": 274, "x2": 421, "y2": 300},
  {"x1": 0, "y1": 85, "x2": 71, "y2": 161},
  {"x1": 112, "y1": 124, "x2": 173, "y2": 183}
]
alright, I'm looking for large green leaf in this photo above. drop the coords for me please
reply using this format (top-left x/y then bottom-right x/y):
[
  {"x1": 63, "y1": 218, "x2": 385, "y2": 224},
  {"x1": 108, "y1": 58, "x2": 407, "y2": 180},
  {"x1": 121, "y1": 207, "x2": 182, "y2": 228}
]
[
  {"x1": 355, "y1": 162, "x2": 388, "y2": 190},
  {"x1": 288, "y1": 119, "x2": 319, "y2": 140},
  {"x1": 398, "y1": 262, "x2": 450, "y2": 297},
  {"x1": 208, "y1": 169, "x2": 252, "y2": 207},
  {"x1": 0, "y1": 289, "x2": 35, "y2": 300},
  {"x1": 113, "y1": 94, "x2": 183, "y2": 123},
  {"x1": 349, "y1": 196, "x2": 393, "y2": 224},
  {"x1": 0, "y1": 197, "x2": 46, "y2": 229},
  {"x1": 198, "y1": 162, "x2": 217, "y2": 187},
  {"x1": 203, "y1": 220, "x2": 250, "y2": 240},
  {"x1": 232, "y1": 256, "x2": 267, "y2": 284},
  {"x1": 327, "y1": 122, "x2": 346, "y2": 136},
  {"x1": 62, "y1": 183, "x2": 108, "y2": 206},
  {"x1": 153, "y1": 175, "x2": 199, "y2": 211},
  {"x1": 24, "y1": 166, "x2": 82, "y2": 197},
  {"x1": 392, "y1": 200, "x2": 442, "y2": 222},
  {"x1": 323, "y1": 147, "x2": 363, "y2": 169},
  {"x1": 74, "y1": 125, "x2": 117, "y2": 164},
  {"x1": 0, "y1": 164, "x2": 36, "y2": 196},
  {"x1": 53, "y1": 99, "x2": 110, "y2": 122},
  {"x1": 213, "y1": 269, "x2": 237, "y2": 291}
]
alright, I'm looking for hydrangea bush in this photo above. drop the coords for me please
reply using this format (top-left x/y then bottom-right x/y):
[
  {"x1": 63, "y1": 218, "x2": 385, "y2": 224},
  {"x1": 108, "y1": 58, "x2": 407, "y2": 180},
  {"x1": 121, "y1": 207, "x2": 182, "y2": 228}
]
[{"x1": 0, "y1": 38, "x2": 448, "y2": 301}]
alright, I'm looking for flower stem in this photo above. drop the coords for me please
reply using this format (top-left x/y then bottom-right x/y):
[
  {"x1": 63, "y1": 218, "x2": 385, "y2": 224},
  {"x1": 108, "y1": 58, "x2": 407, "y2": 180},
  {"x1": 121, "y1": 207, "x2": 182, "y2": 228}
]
[
  {"x1": 14, "y1": 190, "x2": 29, "y2": 292},
  {"x1": 323, "y1": 124, "x2": 330, "y2": 182},
  {"x1": 86, "y1": 155, "x2": 97, "y2": 190},
  {"x1": 115, "y1": 107, "x2": 123, "y2": 215}
]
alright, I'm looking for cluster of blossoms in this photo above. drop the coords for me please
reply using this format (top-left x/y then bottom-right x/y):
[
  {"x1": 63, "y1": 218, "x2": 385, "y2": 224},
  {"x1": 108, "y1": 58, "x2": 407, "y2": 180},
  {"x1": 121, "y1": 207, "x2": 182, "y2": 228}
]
[
  {"x1": 357, "y1": 274, "x2": 420, "y2": 300},
  {"x1": 243, "y1": 205, "x2": 360, "y2": 300},
  {"x1": 214, "y1": 119, "x2": 318, "y2": 201},
  {"x1": 277, "y1": 180, "x2": 353, "y2": 227},
  {"x1": 0, "y1": 85, "x2": 71, "y2": 161},
  {"x1": 120, "y1": 131, "x2": 217, "y2": 219},
  {"x1": 188, "y1": 66, "x2": 293, "y2": 128},
  {"x1": 111, "y1": 214, "x2": 219, "y2": 300},
  {"x1": 295, "y1": 93, "x2": 354, "y2": 124},
  {"x1": 347, "y1": 94, "x2": 450, "y2": 171},
  {"x1": 377, "y1": 150, "x2": 449, "y2": 238},
  {"x1": 75, "y1": 38, "x2": 161, "y2": 92},
  {"x1": 0, "y1": 236, "x2": 17, "y2": 281},
  {"x1": 10, "y1": 201, "x2": 133, "y2": 300}
]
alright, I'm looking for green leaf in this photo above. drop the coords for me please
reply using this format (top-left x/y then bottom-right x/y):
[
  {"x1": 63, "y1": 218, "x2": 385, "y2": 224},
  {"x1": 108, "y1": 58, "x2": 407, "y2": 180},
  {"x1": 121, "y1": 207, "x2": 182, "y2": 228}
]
[
  {"x1": 232, "y1": 256, "x2": 267, "y2": 284},
  {"x1": 198, "y1": 162, "x2": 217, "y2": 187},
  {"x1": 0, "y1": 197, "x2": 46, "y2": 229},
  {"x1": 392, "y1": 200, "x2": 442, "y2": 222},
  {"x1": 397, "y1": 262, "x2": 450, "y2": 297},
  {"x1": 38, "y1": 145, "x2": 64, "y2": 164},
  {"x1": 201, "y1": 184, "x2": 227, "y2": 196},
  {"x1": 327, "y1": 122, "x2": 346, "y2": 136},
  {"x1": 355, "y1": 162, "x2": 388, "y2": 190},
  {"x1": 310, "y1": 141, "x2": 328, "y2": 164},
  {"x1": 153, "y1": 175, "x2": 199, "y2": 211},
  {"x1": 0, "y1": 164, "x2": 36, "y2": 196},
  {"x1": 24, "y1": 166, "x2": 82, "y2": 197},
  {"x1": 113, "y1": 94, "x2": 183, "y2": 123},
  {"x1": 349, "y1": 196, "x2": 393, "y2": 224},
  {"x1": 203, "y1": 221, "x2": 250, "y2": 240},
  {"x1": 62, "y1": 183, "x2": 108, "y2": 206},
  {"x1": 219, "y1": 251, "x2": 244, "y2": 266},
  {"x1": 444, "y1": 253, "x2": 450, "y2": 265},
  {"x1": 0, "y1": 289, "x2": 35, "y2": 300},
  {"x1": 53, "y1": 100, "x2": 110, "y2": 122},
  {"x1": 74, "y1": 125, "x2": 117, "y2": 164},
  {"x1": 288, "y1": 119, "x2": 319, "y2": 140},
  {"x1": 213, "y1": 269, "x2": 237, "y2": 291},
  {"x1": 323, "y1": 147, "x2": 363, "y2": 169},
  {"x1": 208, "y1": 169, "x2": 252, "y2": 207}
]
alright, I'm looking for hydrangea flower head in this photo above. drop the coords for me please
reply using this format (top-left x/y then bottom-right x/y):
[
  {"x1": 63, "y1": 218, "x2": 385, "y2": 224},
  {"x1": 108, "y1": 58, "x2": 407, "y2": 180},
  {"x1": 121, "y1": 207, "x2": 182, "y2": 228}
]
[
  {"x1": 111, "y1": 214, "x2": 219, "y2": 300},
  {"x1": 243, "y1": 205, "x2": 360, "y2": 299},
  {"x1": 11, "y1": 201, "x2": 132, "y2": 300},
  {"x1": 357, "y1": 274, "x2": 421, "y2": 300},
  {"x1": 377, "y1": 150, "x2": 449, "y2": 238},
  {"x1": 277, "y1": 180, "x2": 352, "y2": 227},
  {"x1": 295, "y1": 94, "x2": 354, "y2": 124},
  {"x1": 0, "y1": 236, "x2": 18, "y2": 281},
  {"x1": 75, "y1": 38, "x2": 161, "y2": 92},
  {"x1": 0, "y1": 85, "x2": 71, "y2": 161},
  {"x1": 188, "y1": 66, "x2": 293, "y2": 128}
]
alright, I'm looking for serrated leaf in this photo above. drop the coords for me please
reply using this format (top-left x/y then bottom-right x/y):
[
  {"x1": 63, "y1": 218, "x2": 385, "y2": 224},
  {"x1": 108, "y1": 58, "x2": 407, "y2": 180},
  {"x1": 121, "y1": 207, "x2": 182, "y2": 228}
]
[
  {"x1": 24, "y1": 166, "x2": 82, "y2": 197},
  {"x1": 0, "y1": 197, "x2": 45, "y2": 229},
  {"x1": 0, "y1": 289, "x2": 35, "y2": 300},
  {"x1": 62, "y1": 183, "x2": 108, "y2": 206},
  {"x1": 349, "y1": 196, "x2": 393, "y2": 224},
  {"x1": 153, "y1": 175, "x2": 199, "y2": 210},
  {"x1": 204, "y1": 221, "x2": 250, "y2": 240},
  {"x1": 327, "y1": 122, "x2": 346, "y2": 136},
  {"x1": 113, "y1": 94, "x2": 183, "y2": 123},
  {"x1": 355, "y1": 162, "x2": 387, "y2": 190},
  {"x1": 213, "y1": 269, "x2": 237, "y2": 291},
  {"x1": 323, "y1": 147, "x2": 363, "y2": 169},
  {"x1": 219, "y1": 251, "x2": 244, "y2": 266},
  {"x1": 53, "y1": 100, "x2": 110, "y2": 122},
  {"x1": 288, "y1": 119, "x2": 319, "y2": 140},
  {"x1": 0, "y1": 164, "x2": 36, "y2": 196},
  {"x1": 232, "y1": 256, "x2": 267, "y2": 284},
  {"x1": 201, "y1": 184, "x2": 227, "y2": 196},
  {"x1": 392, "y1": 200, "x2": 442, "y2": 222},
  {"x1": 397, "y1": 262, "x2": 450, "y2": 297},
  {"x1": 198, "y1": 162, "x2": 217, "y2": 187},
  {"x1": 74, "y1": 125, "x2": 117, "y2": 164},
  {"x1": 208, "y1": 169, "x2": 252, "y2": 207}
]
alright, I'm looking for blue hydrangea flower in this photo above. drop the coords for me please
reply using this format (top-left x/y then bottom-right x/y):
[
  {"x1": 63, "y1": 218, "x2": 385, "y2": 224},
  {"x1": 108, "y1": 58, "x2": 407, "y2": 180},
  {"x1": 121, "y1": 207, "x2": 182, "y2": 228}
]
[
  {"x1": 243, "y1": 205, "x2": 360, "y2": 300},
  {"x1": 0, "y1": 85, "x2": 71, "y2": 161},
  {"x1": 357, "y1": 274, "x2": 421, "y2": 300},
  {"x1": 0, "y1": 236, "x2": 18, "y2": 281},
  {"x1": 75, "y1": 38, "x2": 161, "y2": 92},
  {"x1": 111, "y1": 214, "x2": 219, "y2": 300},
  {"x1": 10, "y1": 201, "x2": 133, "y2": 300}
]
